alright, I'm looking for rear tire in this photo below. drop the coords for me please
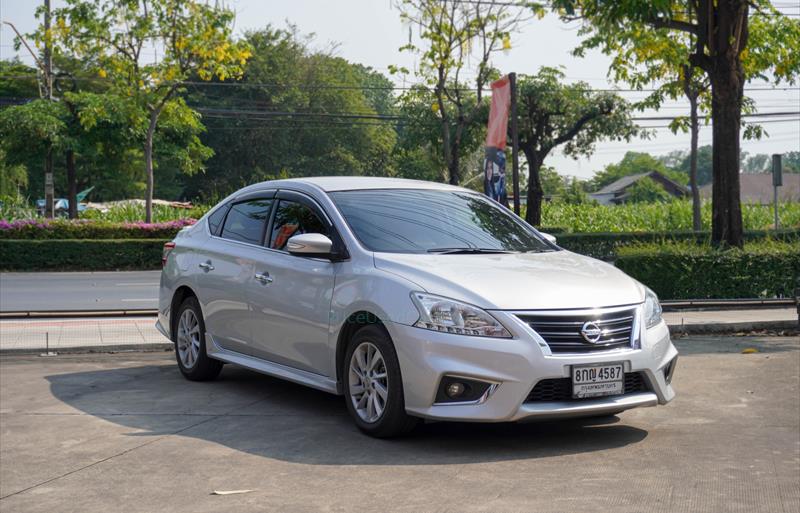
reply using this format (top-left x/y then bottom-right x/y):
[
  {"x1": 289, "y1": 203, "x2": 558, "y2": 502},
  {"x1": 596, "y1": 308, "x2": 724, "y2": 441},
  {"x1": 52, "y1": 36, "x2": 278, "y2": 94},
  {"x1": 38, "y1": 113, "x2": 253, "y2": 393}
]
[
  {"x1": 343, "y1": 324, "x2": 419, "y2": 438},
  {"x1": 173, "y1": 296, "x2": 222, "y2": 381}
]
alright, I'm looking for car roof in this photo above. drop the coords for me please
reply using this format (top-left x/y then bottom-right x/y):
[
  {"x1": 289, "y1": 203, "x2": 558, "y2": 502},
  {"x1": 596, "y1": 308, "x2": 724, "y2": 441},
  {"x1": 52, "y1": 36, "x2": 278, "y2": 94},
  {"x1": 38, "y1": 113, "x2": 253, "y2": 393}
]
[{"x1": 243, "y1": 176, "x2": 472, "y2": 193}]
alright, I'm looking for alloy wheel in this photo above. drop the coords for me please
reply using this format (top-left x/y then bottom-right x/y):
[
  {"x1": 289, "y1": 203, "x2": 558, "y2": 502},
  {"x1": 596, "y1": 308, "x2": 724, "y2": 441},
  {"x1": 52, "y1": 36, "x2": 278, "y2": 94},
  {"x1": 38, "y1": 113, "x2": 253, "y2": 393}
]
[
  {"x1": 348, "y1": 342, "x2": 389, "y2": 423},
  {"x1": 177, "y1": 308, "x2": 201, "y2": 369}
]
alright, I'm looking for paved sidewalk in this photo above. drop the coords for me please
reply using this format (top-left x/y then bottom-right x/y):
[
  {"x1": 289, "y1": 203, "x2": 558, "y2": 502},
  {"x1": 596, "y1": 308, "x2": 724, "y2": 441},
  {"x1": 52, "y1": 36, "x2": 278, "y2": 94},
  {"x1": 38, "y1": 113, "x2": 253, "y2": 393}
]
[
  {"x1": 0, "y1": 308, "x2": 796, "y2": 353},
  {"x1": 664, "y1": 307, "x2": 798, "y2": 334},
  {"x1": 0, "y1": 317, "x2": 169, "y2": 353}
]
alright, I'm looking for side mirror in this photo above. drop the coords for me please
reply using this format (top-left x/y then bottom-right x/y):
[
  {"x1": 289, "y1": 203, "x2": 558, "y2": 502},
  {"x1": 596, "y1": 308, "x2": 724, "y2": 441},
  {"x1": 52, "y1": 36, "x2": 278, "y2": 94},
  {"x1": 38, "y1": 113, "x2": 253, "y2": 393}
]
[
  {"x1": 541, "y1": 232, "x2": 557, "y2": 245},
  {"x1": 286, "y1": 233, "x2": 333, "y2": 258}
]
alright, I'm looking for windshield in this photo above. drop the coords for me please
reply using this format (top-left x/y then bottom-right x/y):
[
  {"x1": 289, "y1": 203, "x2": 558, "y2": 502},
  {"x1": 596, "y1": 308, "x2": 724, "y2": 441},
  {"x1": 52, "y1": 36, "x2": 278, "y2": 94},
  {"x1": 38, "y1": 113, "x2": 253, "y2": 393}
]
[{"x1": 329, "y1": 189, "x2": 556, "y2": 254}]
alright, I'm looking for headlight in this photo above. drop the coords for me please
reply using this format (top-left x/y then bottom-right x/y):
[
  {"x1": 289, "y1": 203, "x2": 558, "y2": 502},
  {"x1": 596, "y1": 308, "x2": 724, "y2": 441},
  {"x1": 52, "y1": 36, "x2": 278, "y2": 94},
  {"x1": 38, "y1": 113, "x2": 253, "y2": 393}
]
[
  {"x1": 644, "y1": 287, "x2": 663, "y2": 329},
  {"x1": 410, "y1": 292, "x2": 511, "y2": 338}
]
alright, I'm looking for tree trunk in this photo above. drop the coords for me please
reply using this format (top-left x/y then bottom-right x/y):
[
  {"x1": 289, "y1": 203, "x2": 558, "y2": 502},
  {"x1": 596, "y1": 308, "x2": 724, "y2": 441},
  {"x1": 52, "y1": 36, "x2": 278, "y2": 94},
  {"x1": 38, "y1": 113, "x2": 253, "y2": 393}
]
[
  {"x1": 688, "y1": 96, "x2": 701, "y2": 231},
  {"x1": 144, "y1": 112, "x2": 158, "y2": 224},
  {"x1": 522, "y1": 146, "x2": 543, "y2": 226},
  {"x1": 706, "y1": 0, "x2": 746, "y2": 248},
  {"x1": 66, "y1": 149, "x2": 78, "y2": 219}
]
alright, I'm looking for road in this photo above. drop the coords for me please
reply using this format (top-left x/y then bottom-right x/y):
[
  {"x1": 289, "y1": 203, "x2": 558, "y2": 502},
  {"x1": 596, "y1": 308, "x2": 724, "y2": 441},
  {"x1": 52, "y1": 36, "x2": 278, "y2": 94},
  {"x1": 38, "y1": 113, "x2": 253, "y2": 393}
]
[
  {"x1": 0, "y1": 271, "x2": 160, "y2": 312},
  {"x1": 0, "y1": 335, "x2": 797, "y2": 512}
]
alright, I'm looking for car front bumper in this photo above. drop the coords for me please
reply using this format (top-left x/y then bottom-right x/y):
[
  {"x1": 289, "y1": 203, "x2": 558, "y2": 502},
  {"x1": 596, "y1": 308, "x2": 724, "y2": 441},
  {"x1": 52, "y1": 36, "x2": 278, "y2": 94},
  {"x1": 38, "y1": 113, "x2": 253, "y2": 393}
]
[{"x1": 387, "y1": 308, "x2": 677, "y2": 423}]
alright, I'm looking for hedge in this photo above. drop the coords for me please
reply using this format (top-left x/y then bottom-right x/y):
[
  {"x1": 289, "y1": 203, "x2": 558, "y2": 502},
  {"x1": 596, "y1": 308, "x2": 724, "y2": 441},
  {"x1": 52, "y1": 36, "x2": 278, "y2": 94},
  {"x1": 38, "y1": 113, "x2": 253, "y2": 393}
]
[
  {"x1": 0, "y1": 218, "x2": 195, "y2": 240},
  {"x1": 615, "y1": 241, "x2": 800, "y2": 300},
  {"x1": 555, "y1": 229, "x2": 800, "y2": 260},
  {"x1": 0, "y1": 239, "x2": 167, "y2": 271}
]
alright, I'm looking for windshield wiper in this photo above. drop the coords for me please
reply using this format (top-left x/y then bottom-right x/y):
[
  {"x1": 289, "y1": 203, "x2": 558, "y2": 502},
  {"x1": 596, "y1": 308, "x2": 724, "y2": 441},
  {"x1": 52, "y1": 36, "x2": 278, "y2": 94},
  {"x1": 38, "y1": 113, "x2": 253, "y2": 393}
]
[{"x1": 426, "y1": 247, "x2": 513, "y2": 255}]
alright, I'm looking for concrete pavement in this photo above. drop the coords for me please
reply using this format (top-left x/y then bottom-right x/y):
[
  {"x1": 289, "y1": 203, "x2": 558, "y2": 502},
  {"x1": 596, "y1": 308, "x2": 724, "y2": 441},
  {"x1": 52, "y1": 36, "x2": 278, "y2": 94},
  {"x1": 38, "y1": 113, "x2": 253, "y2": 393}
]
[
  {"x1": 0, "y1": 271, "x2": 161, "y2": 312},
  {"x1": 0, "y1": 335, "x2": 798, "y2": 512}
]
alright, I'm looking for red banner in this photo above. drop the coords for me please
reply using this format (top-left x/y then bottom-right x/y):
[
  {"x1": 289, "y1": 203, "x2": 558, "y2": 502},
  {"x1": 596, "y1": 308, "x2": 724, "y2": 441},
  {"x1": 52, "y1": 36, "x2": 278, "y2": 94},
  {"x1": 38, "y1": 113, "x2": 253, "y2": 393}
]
[{"x1": 485, "y1": 75, "x2": 511, "y2": 149}]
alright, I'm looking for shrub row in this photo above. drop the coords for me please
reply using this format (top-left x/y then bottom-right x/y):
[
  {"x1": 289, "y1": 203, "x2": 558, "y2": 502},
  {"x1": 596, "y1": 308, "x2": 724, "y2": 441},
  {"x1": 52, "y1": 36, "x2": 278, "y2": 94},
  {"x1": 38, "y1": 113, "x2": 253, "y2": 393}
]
[
  {"x1": 615, "y1": 241, "x2": 800, "y2": 300},
  {"x1": 0, "y1": 239, "x2": 167, "y2": 271},
  {"x1": 555, "y1": 229, "x2": 800, "y2": 260},
  {"x1": 0, "y1": 218, "x2": 195, "y2": 240}
]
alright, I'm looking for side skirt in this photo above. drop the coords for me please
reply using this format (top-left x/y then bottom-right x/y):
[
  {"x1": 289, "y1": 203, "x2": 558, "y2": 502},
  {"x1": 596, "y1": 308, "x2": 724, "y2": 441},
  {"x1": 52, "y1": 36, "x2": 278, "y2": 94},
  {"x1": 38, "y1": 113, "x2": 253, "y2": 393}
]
[{"x1": 206, "y1": 332, "x2": 339, "y2": 395}]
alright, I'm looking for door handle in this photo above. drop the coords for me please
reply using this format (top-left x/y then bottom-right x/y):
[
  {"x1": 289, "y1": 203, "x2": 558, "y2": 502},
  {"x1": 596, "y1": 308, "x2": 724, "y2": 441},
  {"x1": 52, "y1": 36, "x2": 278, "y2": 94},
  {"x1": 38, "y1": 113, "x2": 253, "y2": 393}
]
[
  {"x1": 198, "y1": 261, "x2": 214, "y2": 271},
  {"x1": 254, "y1": 272, "x2": 273, "y2": 284}
]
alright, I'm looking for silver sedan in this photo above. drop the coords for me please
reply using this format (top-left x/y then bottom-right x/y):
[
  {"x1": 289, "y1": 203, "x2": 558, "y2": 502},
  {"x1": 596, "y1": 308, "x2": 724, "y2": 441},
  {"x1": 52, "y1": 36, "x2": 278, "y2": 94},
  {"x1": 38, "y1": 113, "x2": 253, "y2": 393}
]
[{"x1": 157, "y1": 177, "x2": 677, "y2": 437}]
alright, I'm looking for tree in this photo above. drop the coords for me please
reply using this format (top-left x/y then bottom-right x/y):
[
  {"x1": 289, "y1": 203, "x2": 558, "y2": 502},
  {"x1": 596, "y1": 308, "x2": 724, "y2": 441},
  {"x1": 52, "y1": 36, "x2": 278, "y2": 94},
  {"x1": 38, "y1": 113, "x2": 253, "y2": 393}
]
[
  {"x1": 590, "y1": 151, "x2": 688, "y2": 191},
  {"x1": 183, "y1": 27, "x2": 398, "y2": 199},
  {"x1": 626, "y1": 176, "x2": 673, "y2": 203},
  {"x1": 574, "y1": 8, "x2": 711, "y2": 230},
  {"x1": 678, "y1": 145, "x2": 712, "y2": 186},
  {"x1": 517, "y1": 68, "x2": 640, "y2": 225},
  {"x1": 0, "y1": 149, "x2": 28, "y2": 198},
  {"x1": 395, "y1": 0, "x2": 533, "y2": 185},
  {"x1": 52, "y1": 0, "x2": 251, "y2": 221},
  {"x1": 552, "y1": 0, "x2": 800, "y2": 246}
]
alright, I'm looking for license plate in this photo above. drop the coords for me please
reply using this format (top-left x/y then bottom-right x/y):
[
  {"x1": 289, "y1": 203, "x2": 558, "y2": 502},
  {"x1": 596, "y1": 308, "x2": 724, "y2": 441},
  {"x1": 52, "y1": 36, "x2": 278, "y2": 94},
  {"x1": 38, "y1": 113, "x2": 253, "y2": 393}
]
[{"x1": 572, "y1": 363, "x2": 624, "y2": 399}]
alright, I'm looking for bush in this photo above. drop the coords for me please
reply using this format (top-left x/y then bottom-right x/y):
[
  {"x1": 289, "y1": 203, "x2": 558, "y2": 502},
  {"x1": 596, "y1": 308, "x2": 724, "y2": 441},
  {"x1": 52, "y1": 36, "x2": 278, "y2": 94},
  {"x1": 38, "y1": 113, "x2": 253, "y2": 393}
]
[
  {"x1": 0, "y1": 218, "x2": 195, "y2": 239},
  {"x1": 615, "y1": 241, "x2": 800, "y2": 300},
  {"x1": 556, "y1": 229, "x2": 800, "y2": 260},
  {"x1": 0, "y1": 239, "x2": 168, "y2": 271}
]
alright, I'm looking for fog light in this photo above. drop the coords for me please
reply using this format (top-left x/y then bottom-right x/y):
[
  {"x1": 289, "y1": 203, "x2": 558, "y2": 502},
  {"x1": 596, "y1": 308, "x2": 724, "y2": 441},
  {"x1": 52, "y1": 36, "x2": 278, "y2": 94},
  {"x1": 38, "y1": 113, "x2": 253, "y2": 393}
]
[
  {"x1": 434, "y1": 376, "x2": 495, "y2": 404},
  {"x1": 446, "y1": 382, "x2": 465, "y2": 398}
]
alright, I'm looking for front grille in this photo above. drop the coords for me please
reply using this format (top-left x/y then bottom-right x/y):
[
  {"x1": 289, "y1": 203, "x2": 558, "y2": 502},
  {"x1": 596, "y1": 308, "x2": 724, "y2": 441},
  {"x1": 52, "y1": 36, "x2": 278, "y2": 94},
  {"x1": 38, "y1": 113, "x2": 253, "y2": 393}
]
[
  {"x1": 525, "y1": 372, "x2": 648, "y2": 402},
  {"x1": 517, "y1": 308, "x2": 637, "y2": 353}
]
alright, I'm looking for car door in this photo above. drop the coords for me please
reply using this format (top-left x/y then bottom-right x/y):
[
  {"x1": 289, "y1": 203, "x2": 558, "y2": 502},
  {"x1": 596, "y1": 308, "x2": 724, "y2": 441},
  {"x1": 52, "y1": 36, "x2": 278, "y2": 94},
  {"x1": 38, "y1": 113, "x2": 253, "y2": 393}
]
[
  {"x1": 246, "y1": 190, "x2": 338, "y2": 375},
  {"x1": 198, "y1": 193, "x2": 275, "y2": 357}
]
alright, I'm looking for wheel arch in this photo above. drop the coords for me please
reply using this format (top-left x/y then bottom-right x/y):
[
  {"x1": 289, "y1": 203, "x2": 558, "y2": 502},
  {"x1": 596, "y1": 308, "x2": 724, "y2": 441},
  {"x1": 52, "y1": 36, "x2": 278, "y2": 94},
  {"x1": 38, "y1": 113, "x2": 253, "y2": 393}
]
[
  {"x1": 335, "y1": 310, "x2": 387, "y2": 394},
  {"x1": 170, "y1": 285, "x2": 199, "y2": 340}
]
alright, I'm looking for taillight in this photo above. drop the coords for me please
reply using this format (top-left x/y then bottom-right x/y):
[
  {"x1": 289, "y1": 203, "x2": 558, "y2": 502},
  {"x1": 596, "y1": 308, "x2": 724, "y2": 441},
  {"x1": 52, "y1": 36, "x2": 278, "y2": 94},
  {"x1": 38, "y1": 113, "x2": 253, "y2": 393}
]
[{"x1": 162, "y1": 242, "x2": 176, "y2": 268}]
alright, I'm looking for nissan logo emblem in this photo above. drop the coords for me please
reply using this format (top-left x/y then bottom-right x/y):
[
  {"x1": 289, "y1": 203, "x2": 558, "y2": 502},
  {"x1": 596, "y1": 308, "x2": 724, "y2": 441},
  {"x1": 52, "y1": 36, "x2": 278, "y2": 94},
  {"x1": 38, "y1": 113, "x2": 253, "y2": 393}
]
[{"x1": 580, "y1": 321, "x2": 603, "y2": 343}]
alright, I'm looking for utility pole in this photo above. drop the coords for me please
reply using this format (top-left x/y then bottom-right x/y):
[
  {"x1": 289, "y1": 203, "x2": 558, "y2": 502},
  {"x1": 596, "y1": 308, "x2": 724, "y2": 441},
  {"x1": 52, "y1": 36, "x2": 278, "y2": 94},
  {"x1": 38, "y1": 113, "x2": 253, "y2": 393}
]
[
  {"x1": 509, "y1": 73, "x2": 520, "y2": 216},
  {"x1": 43, "y1": 0, "x2": 55, "y2": 219}
]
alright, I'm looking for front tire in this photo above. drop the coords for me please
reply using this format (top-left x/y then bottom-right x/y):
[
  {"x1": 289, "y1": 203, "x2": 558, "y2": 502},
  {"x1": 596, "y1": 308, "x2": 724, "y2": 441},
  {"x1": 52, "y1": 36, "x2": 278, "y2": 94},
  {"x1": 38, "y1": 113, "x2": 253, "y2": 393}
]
[
  {"x1": 173, "y1": 296, "x2": 222, "y2": 381},
  {"x1": 344, "y1": 325, "x2": 418, "y2": 438}
]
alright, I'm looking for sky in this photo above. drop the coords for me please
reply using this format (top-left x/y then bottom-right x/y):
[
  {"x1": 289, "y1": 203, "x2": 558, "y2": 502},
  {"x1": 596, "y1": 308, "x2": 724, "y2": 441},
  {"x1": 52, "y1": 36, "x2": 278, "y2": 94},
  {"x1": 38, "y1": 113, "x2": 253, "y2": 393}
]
[{"x1": 1, "y1": 0, "x2": 798, "y2": 179}]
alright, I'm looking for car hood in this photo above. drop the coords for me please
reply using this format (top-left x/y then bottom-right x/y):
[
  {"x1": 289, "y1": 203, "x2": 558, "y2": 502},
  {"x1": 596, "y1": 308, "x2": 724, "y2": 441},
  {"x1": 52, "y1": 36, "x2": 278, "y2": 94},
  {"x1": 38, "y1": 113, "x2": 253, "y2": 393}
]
[{"x1": 374, "y1": 250, "x2": 644, "y2": 310}]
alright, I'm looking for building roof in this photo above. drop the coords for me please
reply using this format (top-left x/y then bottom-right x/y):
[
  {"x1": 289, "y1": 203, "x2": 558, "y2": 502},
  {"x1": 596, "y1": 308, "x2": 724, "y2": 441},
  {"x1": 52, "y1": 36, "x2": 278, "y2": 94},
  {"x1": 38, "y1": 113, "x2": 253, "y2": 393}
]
[
  {"x1": 699, "y1": 173, "x2": 800, "y2": 204},
  {"x1": 594, "y1": 173, "x2": 651, "y2": 194},
  {"x1": 594, "y1": 171, "x2": 689, "y2": 195}
]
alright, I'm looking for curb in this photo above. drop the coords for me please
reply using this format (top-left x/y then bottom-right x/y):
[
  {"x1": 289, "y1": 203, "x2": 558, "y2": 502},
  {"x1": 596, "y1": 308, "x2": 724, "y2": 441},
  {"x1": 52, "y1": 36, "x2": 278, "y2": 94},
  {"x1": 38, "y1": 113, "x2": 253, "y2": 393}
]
[
  {"x1": 0, "y1": 343, "x2": 174, "y2": 356},
  {"x1": 667, "y1": 320, "x2": 798, "y2": 336}
]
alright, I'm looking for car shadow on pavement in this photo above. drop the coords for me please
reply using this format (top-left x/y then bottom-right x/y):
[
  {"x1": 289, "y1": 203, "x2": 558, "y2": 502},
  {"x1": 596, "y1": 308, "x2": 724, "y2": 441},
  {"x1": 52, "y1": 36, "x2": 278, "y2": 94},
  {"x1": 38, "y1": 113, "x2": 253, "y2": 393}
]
[{"x1": 46, "y1": 361, "x2": 648, "y2": 465}]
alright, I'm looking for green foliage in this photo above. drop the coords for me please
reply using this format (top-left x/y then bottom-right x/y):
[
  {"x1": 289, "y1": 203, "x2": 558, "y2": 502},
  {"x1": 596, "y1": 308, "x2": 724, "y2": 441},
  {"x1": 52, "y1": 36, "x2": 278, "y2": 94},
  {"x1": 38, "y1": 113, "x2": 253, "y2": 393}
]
[
  {"x1": 0, "y1": 59, "x2": 40, "y2": 98},
  {"x1": 51, "y1": 0, "x2": 251, "y2": 220},
  {"x1": 518, "y1": 68, "x2": 640, "y2": 162},
  {"x1": 0, "y1": 239, "x2": 166, "y2": 271},
  {"x1": 615, "y1": 241, "x2": 800, "y2": 299},
  {"x1": 560, "y1": 178, "x2": 593, "y2": 205},
  {"x1": 556, "y1": 229, "x2": 800, "y2": 261},
  {"x1": 0, "y1": 218, "x2": 194, "y2": 239},
  {"x1": 540, "y1": 200, "x2": 800, "y2": 233},
  {"x1": 590, "y1": 151, "x2": 687, "y2": 191},
  {"x1": 0, "y1": 196, "x2": 36, "y2": 221},
  {"x1": 625, "y1": 177, "x2": 673, "y2": 203},
  {"x1": 80, "y1": 202, "x2": 206, "y2": 222},
  {"x1": 183, "y1": 27, "x2": 399, "y2": 199},
  {"x1": 0, "y1": 149, "x2": 28, "y2": 197}
]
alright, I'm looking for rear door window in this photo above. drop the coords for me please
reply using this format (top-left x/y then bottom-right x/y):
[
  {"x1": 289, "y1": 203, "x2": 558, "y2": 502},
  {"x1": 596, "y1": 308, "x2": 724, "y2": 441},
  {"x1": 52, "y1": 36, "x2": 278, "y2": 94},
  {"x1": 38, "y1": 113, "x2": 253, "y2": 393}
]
[
  {"x1": 219, "y1": 199, "x2": 273, "y2": 245},
  {"x1": 206, "y1": 204, "x2": 229, "y2": 236},
  {"x1": 268, "y1": 200, "x2": 329, "y2": 251}
]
